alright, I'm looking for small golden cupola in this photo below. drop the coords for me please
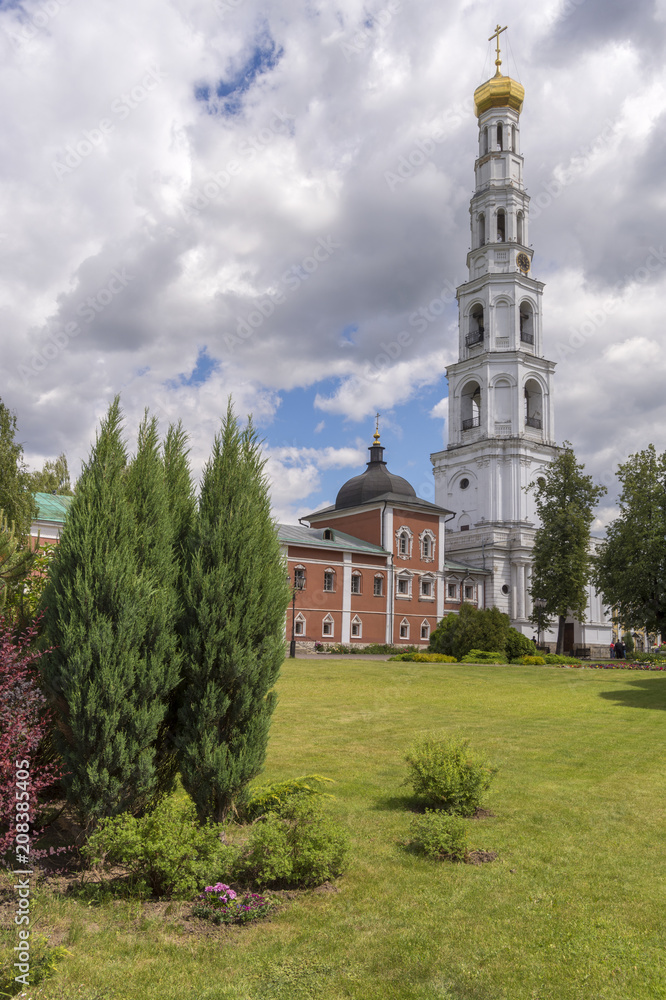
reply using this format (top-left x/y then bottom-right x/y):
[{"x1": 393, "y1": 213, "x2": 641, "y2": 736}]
[{"x1": 473, "y1": 24, "x2": 524, "y2": 117}]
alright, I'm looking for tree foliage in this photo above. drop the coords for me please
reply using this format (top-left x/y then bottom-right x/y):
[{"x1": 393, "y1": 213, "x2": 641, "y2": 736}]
[
  {"x1": 0, "y1": 398, "x2": 37, "y2": 541},
  {"x1": 527, "y1": 444, "x2": 606, "y2": 653},
  {"x1": 28, "y1": 453, "x2": 74, "y2": 495},
  {"x1": 593, "y1": 445, "x2": 666, "y2": 640},
  {"x1": 0, "y1": 511, "x2": 37, "y2": 616},
  {"x1": 176, "y1": 402, "x2": 291, "y2": 822},
  {"x1": 40, "y1": 399, "x2": 180, "y2": 824},
  {"x1": 429, "y1": 603, "x2": 534, "y2": 661}
]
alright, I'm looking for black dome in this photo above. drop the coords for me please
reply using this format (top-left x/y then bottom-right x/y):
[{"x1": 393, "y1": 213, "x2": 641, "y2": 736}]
[{"x1": 335, "y1": 441, "x2": 417, "y2": 509}]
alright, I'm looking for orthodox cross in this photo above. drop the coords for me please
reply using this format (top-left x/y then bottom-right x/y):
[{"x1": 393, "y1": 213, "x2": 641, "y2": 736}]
[
  {"x1": 489, "y1": 23, "x2": 507, "y2": 74},
  {"x1": 374, "y1": 412, "x2": 381, "y2": 443}
]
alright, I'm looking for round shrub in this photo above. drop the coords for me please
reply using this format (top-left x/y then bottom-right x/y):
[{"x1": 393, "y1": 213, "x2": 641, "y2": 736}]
[
  {"x1": 237, "y1": 799, "x2": 349, "y2": 889},
  {"x1": 408, "y1": 810, "x2": 468, "y2": 861},
  {"x1": 82, "y1": 797, "x2": 237, "y2": 899},
  {"x1": 404, "y1": 733, "x2": 498, "y2": 816},
  {"x1": 513, "y1": 655, "x2": 546, "y2": 665}
]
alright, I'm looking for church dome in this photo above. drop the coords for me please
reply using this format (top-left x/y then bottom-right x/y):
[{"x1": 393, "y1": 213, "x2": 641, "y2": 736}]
[
  {"x1": 474, "y1": 72, "x2": 524, "y2": 116},
  {"x1": 335, "y1": 434, "x2": 417, "y2": 510}
]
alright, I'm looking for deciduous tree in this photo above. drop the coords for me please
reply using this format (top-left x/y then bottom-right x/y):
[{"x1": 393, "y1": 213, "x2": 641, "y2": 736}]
[
  {"x1": 527, "y1": 444, "x2": 606, "y2": 654},
  {"x1": 0, "y1": 398, "x2": 37, "y2": 541},
  {"x1": 593, "y1": 445, "x2": 666, "y2": 641}
]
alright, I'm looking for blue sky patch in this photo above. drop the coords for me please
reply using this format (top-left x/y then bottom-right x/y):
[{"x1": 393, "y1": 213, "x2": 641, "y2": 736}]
[
  {"x1": 195, "y1": 33, "x2": 283, "y2": 117},
  {"x1": 167, "y1": 347, "x2": 220, "y2": 389}
]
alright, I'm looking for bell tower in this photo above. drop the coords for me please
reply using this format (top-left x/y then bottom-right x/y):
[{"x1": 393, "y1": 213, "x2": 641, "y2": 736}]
[{"x1": 431, "y1": 28, "x2": 559, "y2": 630}]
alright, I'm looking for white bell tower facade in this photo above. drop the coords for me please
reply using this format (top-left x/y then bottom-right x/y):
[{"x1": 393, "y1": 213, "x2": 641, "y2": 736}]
[{"x1": 431, "y1": 51, "x2": 559, "y2": 632}]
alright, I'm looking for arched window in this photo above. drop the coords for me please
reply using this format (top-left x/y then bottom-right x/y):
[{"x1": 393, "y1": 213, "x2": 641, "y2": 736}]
[
  {"x1": 483, "y1": 126, "x2": 488, "y2": 155},
  {"x1": 520, "y1": 300, "x2": 534, "y2": 344},
  {"x1": 374, "y1": 574, "x2": 384, "y2": 597},
  {"x1": 395, "y1": 526, "x2": 413, "y2": 559},
  {"x1": 294, "y1": 565, "x2": 306, "y2": 589},
  {"x1": 420, "y1": 619, "x2": 430, "y2": 641},
  {"x1": 517, "y1": 211, "x2": 524, "y2": 245},
  {"x1": 497, "y1": 209, "x2": 506, "y2": 242},
  {"x1": 497, "y1": 122, "x2": 503, "y2": 150},
  {"x1": 524, "y1": 378, "x2": 543, "y2": 430},
  {"x1": 323, "y1": 568, "x2": 335, "y2": 592},
  {"x1": 478, "y1": 213, "x2": 485, "y2": 248},
  {"x1": 512, "y1": 125, "x2": 517, "y2": 152},
  {"x1": 461, "y1": 381, "x2": 481, "y2": 430},
  {"x1": 399, "y1": 618, "x2": 410, "y2": 639},
  {"x1": 351, "y1": 615, "x2": 362, "y2": 638},
  {"x1": 420, "y1": 529, "x2": 436, "y2": 562},
  {"x1": 467, "y1": 305, "x2": 484, "y2": 347},
  {"x1": 351, "y1": 571, "x2": 362, "y2": 594}
]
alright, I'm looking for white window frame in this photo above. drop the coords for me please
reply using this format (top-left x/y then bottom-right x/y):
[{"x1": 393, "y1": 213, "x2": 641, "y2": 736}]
[
  {"x1": 373, "y1": 574, "x2": 384, "y2": 597},
  {"x1": 419, "y1": 529, "x2": 436, "y2": 563},
  {"x1": 447, "y1": 581, "x2": 459, "y2": 601},
  {"x1": 395, "y1": 525, "x2": 413, "y2": 560},
  {"x1": 294, "y1": 612, "x2": 306, "y2": 636},
  {"x1": 351, "y1": 615, "x2": 362, "y2": 638},
  {"x1": 464, "y1": 584, "x2": 476, "y2": 602},
  {"x1": 323, "y1": 568, "x2": 335, "y2": 592},
  {"x1": 399, "y1": 618, "x2": 410, "y2": 639},
  {"x1": 420, "y1": 619, "x2": 430, "y2": 641},
  {"x1": 322, "y1": 614, "x2": 334, "y2": 637},
  {"x1": 396, "y1": 573, "x2": 412, "y2": 599},
  {"x1": 293, "y1": 564, "x2": 306, "y2": 590},
  {"x1": 351, "y1": 571, "x2": 362, "y2": 595},
  {"x1": 420, "y1": 575, "x2": 435, "y2": 599}
]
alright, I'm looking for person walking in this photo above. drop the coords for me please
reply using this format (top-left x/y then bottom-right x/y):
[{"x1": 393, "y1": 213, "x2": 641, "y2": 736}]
[{"x1": 609, "y1": 641, "x2": 615, "y2": 659}]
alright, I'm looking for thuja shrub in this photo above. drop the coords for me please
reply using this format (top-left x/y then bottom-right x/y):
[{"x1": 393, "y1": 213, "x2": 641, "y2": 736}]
[
  {"x1": 237, "y1": 799, "x2": 350, "y2": 889},
  {"x1": 408, "y1": 810, "x2": 468, "y2": 861},
  {"x1": 0, "y1": 616, "x2": 63, "y2": 864},
  {"x1": 404, "y1": 734, "x2": 498, "y2": 816},
  {"x1": 82, "y1": 797, "x2": 237, "y2": 899}
]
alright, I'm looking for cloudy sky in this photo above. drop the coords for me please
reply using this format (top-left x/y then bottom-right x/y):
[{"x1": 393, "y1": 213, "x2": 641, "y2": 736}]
[{"x1": 2, "y1": 0, "x2": 666, "y2": 526}]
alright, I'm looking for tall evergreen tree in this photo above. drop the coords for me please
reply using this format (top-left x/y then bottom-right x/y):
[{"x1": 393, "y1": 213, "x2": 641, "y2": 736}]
[
  {"x1": 40, "y1": 399, "x2": 179, "y2": 824},
  {"x1": 593, "y1": 445, "x2": 666, "y2": 641},
  {"x1": 0, "y1": 398, "x2": 37, "y2": 541},
  {"x1": 163, "y1": 420, "x2": 196, "y2": 602},
  {"x1": 527, "y1": 443, "x2": 606, "y2": 654},
  {"x1": 176, "y1": 402, "x2": 291, "y2": 822}
]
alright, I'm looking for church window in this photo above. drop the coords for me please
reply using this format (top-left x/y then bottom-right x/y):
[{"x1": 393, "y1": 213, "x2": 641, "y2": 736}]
[
  {"x1": 517, "y1": 211, "x2": 524, "y2": 245},
  {"x1": 501, "y1": 584, "x2": 510, "y2": 595},
  {"x1": 483, "y1": 127, "x2": 488, "y2": 155},
  {"x1": 351, "y1": 572, "x2": 362, "y2": 594},
  {"x1": 460, "y1": 525, "x2": 470, "y2": 532},
  {"x1": 323, "y1": 569, "x2": 335, "y2": 592},
  {"x1": 511, "y1": 125, "x2": 517, "y2": 152},
  {"x1": 420, "y1": 577, "x2": 433, "y2": 598},
  {"x1": 462, "y1": 381, "x2": 482, "y2": 430},
  {"x1": 478, "y1": 213, "x2": 485, "y2": 247},
  {"x1": 497, "y1": 122, "x2": 503, "y2": 150},
  {"x1": 294, "y1": 566, "x2": 306, "y2": 590},
  {"x1": 374, "y1": 574, "x2": 384, "y2": 596},
  {"x1": 520, "y1": 300, "x2": 534, "y2": 343},
  {"x1": 351, "y1": 615, "x2": 362, "y2": 638},
  {"x1": 447, "y1": 583, "x2": 458, "y2": 600},
  {"x1": 294, "y1": 613, "x2": 305, "y2": 636},
  {"x1": 396, "y1": 525, "x2": 413, "y2": 558},
  {"x1": 397, "y1": 575, "x2": 411, "y2": 597},
  {"x1": 459, "y1": 478, "x2": 469, "y2": 490},
  {"x1": 464, "y1": 584, "x2": 475, "y2": 601},
  {"x1": 399, "y1": 618, "x2": 410, "y2": 639},
  {"x1": 421, "y1": 620, "x2": 430, "y2": 640},
  {"x1": 420, "y1": 529, "x2": 436, "y2": 561},
  {"x1": 467, "y1": 307, "x2": 484, "y2": 347},
  {"x1": 323, "y1": 528, "x2": 333, "y2": 540},
  {"x1": 524, "y1": 378, "x2": 543, "y2": 430},
  {"x1": 497, "y1": 209, "x2": 506, "y2": 242},
  {"x1": 322, "y1": 614, "x2": 334, "y2": 637}
]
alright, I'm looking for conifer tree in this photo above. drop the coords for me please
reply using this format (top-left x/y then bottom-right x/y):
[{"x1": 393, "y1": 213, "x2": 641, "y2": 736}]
[
  {"x1": 40, "y1": 399, "x2": 179, "y2": 823},
  {"x1": 176, "y1": 402, "x2": 290, "y2": 822}
]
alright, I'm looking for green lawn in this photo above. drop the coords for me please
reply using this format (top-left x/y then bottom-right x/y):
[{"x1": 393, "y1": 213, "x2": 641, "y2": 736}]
[{"x1": 3, "y1": 660, "x2": 666, "y2": 1000}]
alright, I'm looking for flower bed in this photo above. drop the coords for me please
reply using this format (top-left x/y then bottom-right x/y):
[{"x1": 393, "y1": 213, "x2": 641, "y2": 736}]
[
  {"x1": 551, "y1": 661, "x2": 666, "y2": 672},
  {"x1": 192, "y1": 883, "x2": 276, "y2": 926}
]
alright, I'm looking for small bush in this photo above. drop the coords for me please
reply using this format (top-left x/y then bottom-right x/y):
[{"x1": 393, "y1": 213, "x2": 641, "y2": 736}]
[
  {"x1": 237, "y1": 799, "x2": 349, "y2": 889},
  {"x1": 505, "y1": 628, "x2": 537, "y2": 660},
  {"x1": 242, "y1": 775, "x2": 334, "y2": 822},
  {"x1": 82, "y1": 797, "x2": 237, "y2": 899},
  {"x1": 512, "y1": 655, "x2": 546, "y2": 665},
  {"x1": 389, "y1": 653, "x2": 457, "y2": 663},
  {"x1": 404, "y1": 733, "x2": 498, "y2": 816},
  {"x1": 460, "y1": 649, "x2": 507, "y2": 664},
  {"x1": 408, "y1": 810, "x2": 468, "y2": 861}
]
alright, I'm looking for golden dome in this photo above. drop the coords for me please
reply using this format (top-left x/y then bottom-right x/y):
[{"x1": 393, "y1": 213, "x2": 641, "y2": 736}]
[{"x1": 474, "y1": 71, "x2": 525, "y2": 117}]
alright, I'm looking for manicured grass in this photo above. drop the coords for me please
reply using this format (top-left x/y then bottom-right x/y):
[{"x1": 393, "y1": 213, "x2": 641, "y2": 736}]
[{"x1": 2, "y1": 660, "x2": 666, "y2": 999}]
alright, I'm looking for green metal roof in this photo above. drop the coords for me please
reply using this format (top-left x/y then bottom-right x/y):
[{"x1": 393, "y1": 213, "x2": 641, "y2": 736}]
[
  {"x1": 33, "y1": 493, "x2": 74, "y2": 523},
  {"x1": 277, "y1": 522, "x2": 387, "y2": 555}
]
